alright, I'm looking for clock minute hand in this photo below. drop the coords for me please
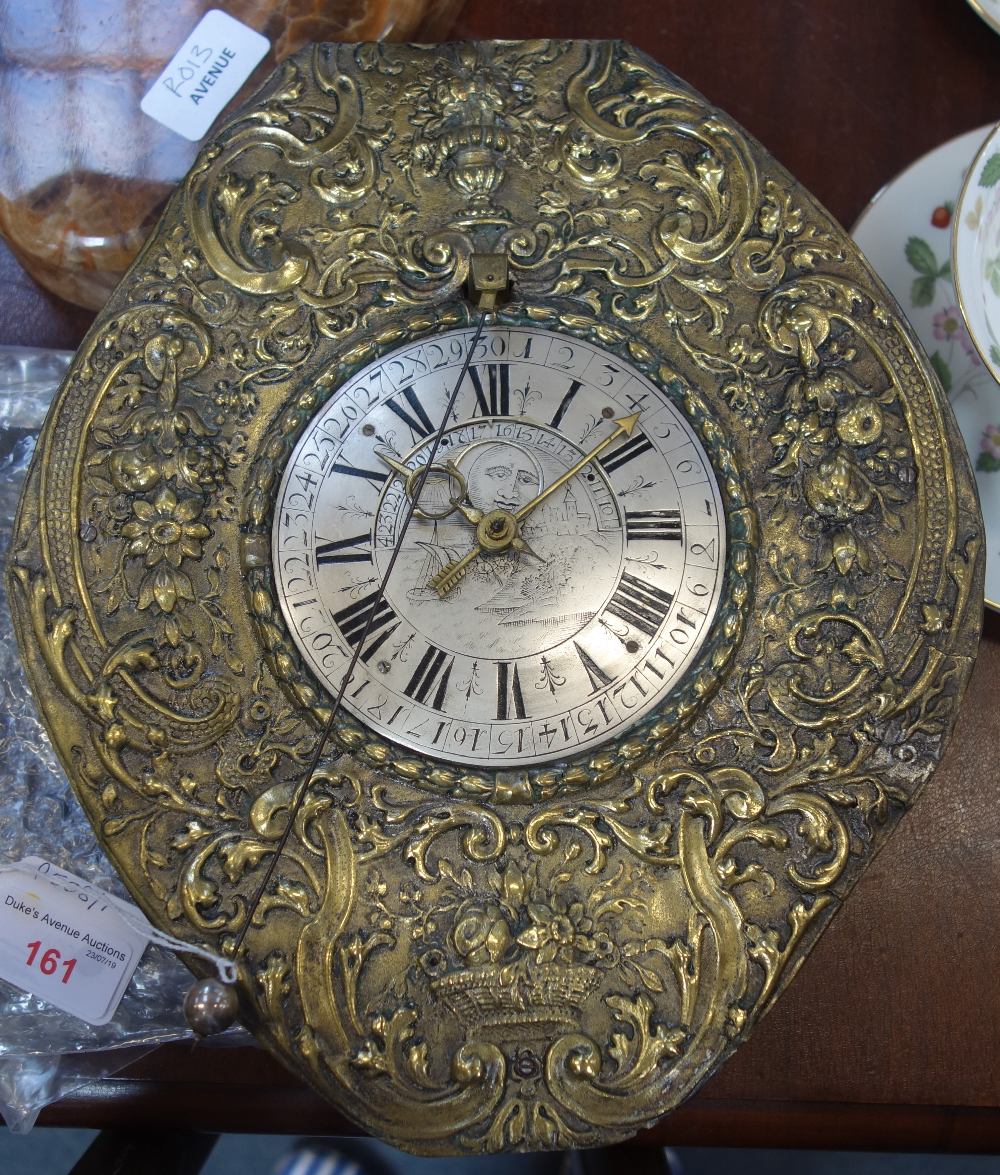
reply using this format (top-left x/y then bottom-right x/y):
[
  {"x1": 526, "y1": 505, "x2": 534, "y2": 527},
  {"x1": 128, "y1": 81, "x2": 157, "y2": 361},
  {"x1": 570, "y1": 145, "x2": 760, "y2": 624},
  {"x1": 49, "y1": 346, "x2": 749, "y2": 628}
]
[
  {"x1": 513, "y1": 410, "x2": 641, "y2": 523},
  {"x1": 430, "y1": 411, "x2": 642, "y2": 598}
]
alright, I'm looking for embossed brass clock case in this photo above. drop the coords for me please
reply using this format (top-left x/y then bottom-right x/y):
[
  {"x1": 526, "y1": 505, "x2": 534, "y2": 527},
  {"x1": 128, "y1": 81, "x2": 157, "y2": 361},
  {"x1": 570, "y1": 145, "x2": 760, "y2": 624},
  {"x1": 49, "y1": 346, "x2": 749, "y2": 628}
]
[{"x1": 7, "y1": 41, "x2": 983, "y2": 1153}]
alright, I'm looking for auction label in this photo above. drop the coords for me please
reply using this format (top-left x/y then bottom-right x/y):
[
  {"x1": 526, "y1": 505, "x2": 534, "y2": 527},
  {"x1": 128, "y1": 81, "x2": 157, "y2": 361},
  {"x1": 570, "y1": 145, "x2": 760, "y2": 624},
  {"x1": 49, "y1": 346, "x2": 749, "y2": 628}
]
[
  {"x1": 140, "y1": 9, "x2": 269, "y2": 141},
  {"x1": 0, "y1": 859, "x2": 151, "y2": 1025}
]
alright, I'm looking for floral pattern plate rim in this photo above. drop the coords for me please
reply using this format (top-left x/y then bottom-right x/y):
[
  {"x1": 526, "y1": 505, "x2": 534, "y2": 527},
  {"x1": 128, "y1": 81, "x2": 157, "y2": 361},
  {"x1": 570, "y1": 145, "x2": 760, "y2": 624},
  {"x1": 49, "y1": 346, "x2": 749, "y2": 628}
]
[
  {"x1": 853, "y1": 124, "x2": 999, "y2": 610},
  {"x1": 953, "y1": 122, "x2": 1000, "y2": 385},
  {"x1": 967, "y1": 0, "x2": 1000, "y2": 35}
]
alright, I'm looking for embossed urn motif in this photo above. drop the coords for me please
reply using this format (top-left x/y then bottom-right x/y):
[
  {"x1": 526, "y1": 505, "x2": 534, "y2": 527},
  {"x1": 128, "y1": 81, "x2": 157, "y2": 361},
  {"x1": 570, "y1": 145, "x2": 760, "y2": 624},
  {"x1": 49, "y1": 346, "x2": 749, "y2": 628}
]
[{"x1": 7, "y1": 41, "x2": 982, "y2": 1154}]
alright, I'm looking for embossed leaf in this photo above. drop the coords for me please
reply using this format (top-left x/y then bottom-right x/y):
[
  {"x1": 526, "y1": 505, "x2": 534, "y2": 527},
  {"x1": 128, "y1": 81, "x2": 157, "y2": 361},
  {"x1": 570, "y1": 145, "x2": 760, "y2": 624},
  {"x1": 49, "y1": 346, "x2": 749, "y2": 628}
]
[
  {"x1": 485, "y1": 919, "x2": 512, "y2": 961},
  {"x1": 550, "y1": 273, "x2": 584, "y2": 296},
  {"x1": 609, "y1": 1031, "x2": 632, "y2": 1071},
  {"x1": 220, "y1": 839, "x2": 270, "y2": 883},
  {"x1": 172, "y1": 821, "x2": 213, "y2": 851},
  {"x1": 791, "y1": 242, "x2": 840, "y2": 270},
  {"x1": 258, "y1": 953, "x2": 291, "y2": 1017},
  {"x1": 407, "y1": 1041, "x2": 433, "y2": 1087},
  {"x1": 255, "y1": 881, "x2": 311, "y2": 920},
  {"x1": 143, "y1": 337, "x2": 169, "y2": 382},
  {"x1": 516, "y1": 925, "x2": 546, "y2": 950},
  {"x1": 746, "y1": 923, "x2": 781, "y2": 975},
  {"x1": 842, "y1": 634, "x2": 880, "y2": 667},
  {"x1": 187, "y1": 876, "x2": 217, "y2": 910},
  {"x1": 628, "y1": 960, "x2": 664, "y2": 992},
  {"x1": 797, "y1": 810, "x2": 832, "y2": 851},
  {"x1": 695, "y1": 154, "x2": 723, "y2": 192},
  {"x1": 502, "y1": 863, "x2": 527, "y2": 904},
  {"x1": 152, "y1": 569, "x2": 179, "y2": 612},
  {"x1": 438, "y1": 858, "x2": 473, "y2": 890},
  {"x1": 759, "y1": 202, "x2": 780, "y2": 236}
]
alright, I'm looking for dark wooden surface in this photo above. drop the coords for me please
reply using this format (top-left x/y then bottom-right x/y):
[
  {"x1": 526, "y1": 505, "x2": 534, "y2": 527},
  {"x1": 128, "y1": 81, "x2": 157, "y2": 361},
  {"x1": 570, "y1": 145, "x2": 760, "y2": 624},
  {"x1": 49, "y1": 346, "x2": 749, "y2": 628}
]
[{"x1": 6, "y1": 0, "x2": 1000, "y2": 1151}]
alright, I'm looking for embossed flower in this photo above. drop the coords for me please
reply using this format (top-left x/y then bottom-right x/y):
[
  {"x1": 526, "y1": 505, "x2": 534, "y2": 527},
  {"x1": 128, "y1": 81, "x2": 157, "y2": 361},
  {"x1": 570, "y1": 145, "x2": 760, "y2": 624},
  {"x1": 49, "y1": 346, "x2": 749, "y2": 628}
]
[
  {"x1": 174, "y1": 441, "x2": 227, "y2": 493},
  {"x1": 211, "y1": 379, "x2": 258, "y2": 426},
  {"x1": 769, "y1": 410, "x2": 831, "y2": 474},
  {"x1": 418, "y1": 948, "x2": 448, "y2": 978},
  {"x1": 124, "y1": 488, "x2": 209, "y2": 569},
  {"x1": 591, "y1": 930, "x2": 620, "y2": 968},
  {"x1": 451, "y1": 900, "x2": 512, "y2": 964},
  {"x1": 122, "y1": 488, "x2": 210, "y2": 612},
  {"x1": 109, "y1": 443, "x2": 161, "y2": 494},
  {"x1": 921, "y1": 602, "x2": 947, "y2": 634},
  {"x1": 835, "y1": 399, "x2": 884, "y2": 448},
  {"x1": 516, "y1": 897, "x2": 595, "y2": 964},
  {"x1": 803, "y1": 453, "x2": 873, "y2": 523}
]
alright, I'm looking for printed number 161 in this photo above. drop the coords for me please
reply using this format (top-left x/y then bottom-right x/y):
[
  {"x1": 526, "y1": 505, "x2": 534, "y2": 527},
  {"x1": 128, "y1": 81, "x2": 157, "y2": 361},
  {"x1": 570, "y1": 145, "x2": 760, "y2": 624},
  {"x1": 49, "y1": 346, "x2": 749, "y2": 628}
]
[{"x1": 26, "y1": 940, "x2": 77, "y2": 984}]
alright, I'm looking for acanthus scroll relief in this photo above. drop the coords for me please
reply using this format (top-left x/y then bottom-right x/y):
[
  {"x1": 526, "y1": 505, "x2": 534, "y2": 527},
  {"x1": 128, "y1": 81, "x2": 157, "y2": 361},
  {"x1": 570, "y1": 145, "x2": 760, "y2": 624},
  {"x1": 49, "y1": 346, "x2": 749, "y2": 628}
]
[{"x1": 6, "y1": 41, "x2": 982, "y2": 1154}]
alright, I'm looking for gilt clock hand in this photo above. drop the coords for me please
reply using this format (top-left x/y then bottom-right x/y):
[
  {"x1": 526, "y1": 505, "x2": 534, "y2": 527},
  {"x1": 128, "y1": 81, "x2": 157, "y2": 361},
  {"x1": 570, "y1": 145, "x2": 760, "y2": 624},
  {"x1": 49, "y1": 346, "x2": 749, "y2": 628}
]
[
  {"x1": 375, "y1": 448, "x2": 482, "y2": 524},
  {"x1": 513, "y1": 410, "x2": 641, "y2": 523},
  {"x1": 430, "y1": 410, "x2": 642, "y2": 598}
]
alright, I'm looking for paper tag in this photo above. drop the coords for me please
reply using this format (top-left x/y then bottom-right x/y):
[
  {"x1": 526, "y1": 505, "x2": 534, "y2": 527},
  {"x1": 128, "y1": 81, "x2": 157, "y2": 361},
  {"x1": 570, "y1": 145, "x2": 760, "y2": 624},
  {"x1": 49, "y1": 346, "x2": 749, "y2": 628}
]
[
  {"x1": 0, "y1": 859, "x2": 151, "y2": 1025},
  {"x1": 140, "y1": 9, "x2": 269, "y2": 142}
]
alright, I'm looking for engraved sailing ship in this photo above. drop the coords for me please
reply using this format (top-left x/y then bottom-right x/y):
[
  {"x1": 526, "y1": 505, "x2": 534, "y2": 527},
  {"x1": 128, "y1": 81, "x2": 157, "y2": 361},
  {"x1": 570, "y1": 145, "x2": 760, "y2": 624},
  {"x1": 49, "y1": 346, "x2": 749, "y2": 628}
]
[{"x1": 408, "y1": 520, "x2": 465, "y2": 602}]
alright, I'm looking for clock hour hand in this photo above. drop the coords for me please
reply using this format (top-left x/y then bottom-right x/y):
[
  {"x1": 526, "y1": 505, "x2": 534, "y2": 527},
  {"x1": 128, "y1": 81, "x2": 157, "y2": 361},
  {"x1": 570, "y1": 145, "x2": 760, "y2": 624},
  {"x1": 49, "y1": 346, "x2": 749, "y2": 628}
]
[
  {"x1": 429, "y1": 526, "x2": 542, "y2": 597},
  {"x1": 375, "y1": 448, "x2": 482, "y2": 524}
]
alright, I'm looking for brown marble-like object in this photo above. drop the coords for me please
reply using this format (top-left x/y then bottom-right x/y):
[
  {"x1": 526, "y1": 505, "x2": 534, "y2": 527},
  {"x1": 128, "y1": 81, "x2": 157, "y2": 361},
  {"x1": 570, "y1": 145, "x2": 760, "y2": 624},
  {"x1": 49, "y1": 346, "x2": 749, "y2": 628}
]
[{"x1": 0, "y1": 0, "x2": 462, "y2": 310}]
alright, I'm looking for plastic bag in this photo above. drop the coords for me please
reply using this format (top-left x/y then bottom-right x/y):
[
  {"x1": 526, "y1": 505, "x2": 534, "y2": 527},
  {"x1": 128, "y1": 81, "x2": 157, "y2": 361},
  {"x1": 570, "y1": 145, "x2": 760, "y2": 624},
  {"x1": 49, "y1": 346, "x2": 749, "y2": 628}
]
[{"x1": 0, "y1": 346, "x2": 200, "y2": 1132}]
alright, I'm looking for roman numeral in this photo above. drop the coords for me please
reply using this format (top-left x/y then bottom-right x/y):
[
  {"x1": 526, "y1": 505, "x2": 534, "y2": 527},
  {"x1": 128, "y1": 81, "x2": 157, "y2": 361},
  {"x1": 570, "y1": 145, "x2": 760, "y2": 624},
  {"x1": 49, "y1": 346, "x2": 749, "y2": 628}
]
[
  {"x1": 468, "y1": 363, "x2": 511, "y2": 416},
  {"x1": 358, "y1": 621, "x2": 401, "y2": 664},
  {"x1": 385, "y1": 385, "x2": 434, "y2": 442},
  {"x1": 624, "y1": 510, "x2": 682, "y2": 542},
  {"x1": 333, "y1": 590, "x2": 397, "y2": 648},
  {"x1": 330, "y1": 461, "x2": 388, "y2": 488},
  {"x1": 605, "y1": 573, "x2": 674, "y2": 638},
  {"x1": 549, "y1": 379, "x2": 583, "y2": 430},
  {"x1": 403, "y1": 645, "x2": 454, "y2": 710},
  {"x1": 573, "y1": 641, "x2": 614, "y2": 693},
  {"x1": 315, "y1": 532, "x2": 372, "y2": 565},
  {"x1": 598, "y1": 432, "x2": 655, "y2": 474},
  {"x1": 496, "y1": 661, "x2": 527, "y2": 720}
]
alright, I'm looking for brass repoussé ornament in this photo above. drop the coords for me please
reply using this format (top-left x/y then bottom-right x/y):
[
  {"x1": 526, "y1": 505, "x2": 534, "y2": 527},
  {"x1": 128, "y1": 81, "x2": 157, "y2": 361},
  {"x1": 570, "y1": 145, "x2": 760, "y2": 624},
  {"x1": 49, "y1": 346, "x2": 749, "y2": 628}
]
[{"x1": 6, "y1": 40, "x2": 983, "y2": 1154}]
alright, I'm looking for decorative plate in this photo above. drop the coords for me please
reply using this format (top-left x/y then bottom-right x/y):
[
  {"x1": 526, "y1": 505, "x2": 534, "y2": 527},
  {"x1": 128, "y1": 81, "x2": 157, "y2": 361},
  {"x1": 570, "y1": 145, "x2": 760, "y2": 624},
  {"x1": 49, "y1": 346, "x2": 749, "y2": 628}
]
[
  {"x1": 954, "y1": 122, "x2": 1000, "y2": 386},
  {"x1": 853, "y1": 124, "x2": 999, "y2": 609},
  {"x1": 967, "y1": 0, "x2": 1000, "y2": 35}
]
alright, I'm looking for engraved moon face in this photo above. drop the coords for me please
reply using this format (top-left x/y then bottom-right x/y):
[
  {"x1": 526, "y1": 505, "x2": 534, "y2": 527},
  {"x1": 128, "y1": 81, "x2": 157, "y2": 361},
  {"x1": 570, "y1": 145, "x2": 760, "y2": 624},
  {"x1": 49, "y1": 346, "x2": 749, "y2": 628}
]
[{"x1": 271, "y1": 325, "x2": 727, "y2": 768}]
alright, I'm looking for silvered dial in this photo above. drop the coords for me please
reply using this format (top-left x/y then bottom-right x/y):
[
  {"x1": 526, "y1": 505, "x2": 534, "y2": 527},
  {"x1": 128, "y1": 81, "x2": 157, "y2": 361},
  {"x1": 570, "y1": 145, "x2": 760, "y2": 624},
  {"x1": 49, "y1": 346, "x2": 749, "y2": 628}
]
[{"x1": 272, "y1": 325, "x2": 726, "y2": 768}]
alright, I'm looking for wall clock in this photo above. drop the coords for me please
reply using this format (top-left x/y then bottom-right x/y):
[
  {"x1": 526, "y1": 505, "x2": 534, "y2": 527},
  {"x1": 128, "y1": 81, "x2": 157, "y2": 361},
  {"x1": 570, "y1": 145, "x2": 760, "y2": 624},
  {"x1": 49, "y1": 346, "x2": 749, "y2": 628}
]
[{"x1": 7, "y1": 40, "x2": 982, "y2": 1153}]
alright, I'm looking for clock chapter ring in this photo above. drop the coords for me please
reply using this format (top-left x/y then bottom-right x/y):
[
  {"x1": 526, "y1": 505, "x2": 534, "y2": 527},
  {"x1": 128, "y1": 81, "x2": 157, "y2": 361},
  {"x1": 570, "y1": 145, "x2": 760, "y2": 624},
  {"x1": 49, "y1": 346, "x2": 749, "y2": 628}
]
[{"x1": 246, "y1": 301, "x2": 756, "y2": 800}]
